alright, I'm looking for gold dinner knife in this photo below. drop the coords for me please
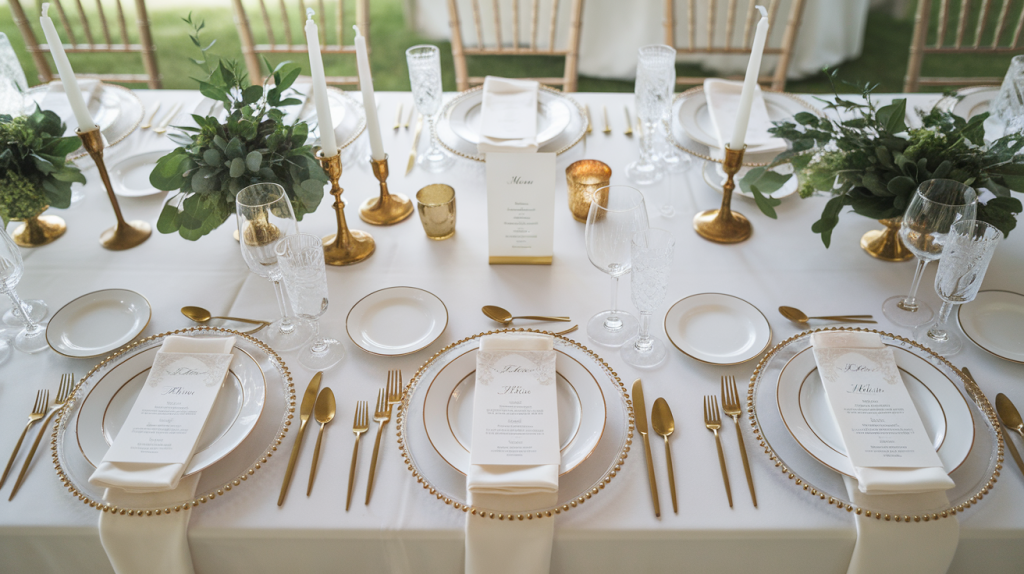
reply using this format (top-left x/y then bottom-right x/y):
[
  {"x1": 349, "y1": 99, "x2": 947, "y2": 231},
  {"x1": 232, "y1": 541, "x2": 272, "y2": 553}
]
[
  {"x1": 278, "y1": 371, "x2": 322, "y2": 506},
  {"x1": 632, "y1": 379, "x2": 661, "y2": 517},
  {"x1": 996, "y1": 392, "x2": 1024, "y2": 479},
  {"x1": 623, "y1": 107, "x2": 633, "y2": 136},
  {"x1": 406, "y1": 114, "x2": 423, "y2": 176}
]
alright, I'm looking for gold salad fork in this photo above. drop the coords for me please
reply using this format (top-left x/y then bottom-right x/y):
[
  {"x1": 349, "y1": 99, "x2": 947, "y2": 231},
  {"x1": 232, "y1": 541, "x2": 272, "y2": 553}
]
[
  {"x1": 704, "y1": 395, "x2": 732, "y2": 508},
  {"x1": 347, "y1": 401, "x2": 369, "y2": 511},
  {"x1": 365, "y1": 370, "x2": 401, "y2": 504},
  {"x1": 10, "y1": 374, "x2": 75, "y2": 499},
  {"x1": 1, "y1": 390, "x2": 48, "y2": 489},
  {"x1": 722, "y1": 376, "x2": 756, "y2": 507}
]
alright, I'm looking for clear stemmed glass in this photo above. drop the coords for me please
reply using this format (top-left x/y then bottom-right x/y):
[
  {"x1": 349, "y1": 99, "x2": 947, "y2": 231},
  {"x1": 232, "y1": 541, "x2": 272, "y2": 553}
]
[
  {"x1": 406, "y1": 45, "x2": 453, "y2": 172},
  {"x1": 0, "y1": 33, "x2": 27, "y2": 116},
  {"x1": 914, "y1": 220, "x2": 1003, "y2": 356},
  {"x1": 621, "y1": 229, "x2": 674, "y2": 368},
  {"x1": 275, "y1": 233, "x2": 345, "y2": 370},
  {"x1": 585, "y1": 185, "x2": 650, "y2": 346},
  {"x1": 236, "y1": 183, "x2": 313, "y2": 352},
  {"x1": 0, "y1": 226, "x2": 49, "y2": 353},
  {"x1": 626, "y1": 45, "x2": 675, "y2": 186},
  {"x1": 3, "y1": 299, "x2": 47, "y2": 326},
  {"x1": 882, "y1": 179, "x2": 978, "y2": 327}
]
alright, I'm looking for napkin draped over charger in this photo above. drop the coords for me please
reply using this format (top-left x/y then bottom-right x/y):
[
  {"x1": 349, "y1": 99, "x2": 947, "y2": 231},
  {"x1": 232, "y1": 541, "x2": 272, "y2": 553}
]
[
  {"x1": 41, "y1": 79, "x2": 102, "y2": 127},
  {"x1": 477, "y1": 76, "x2": 540, "y2": 155},
  {"x1": 811, "y1": 332, "x2": 958, "y2": 574},
  {"x1": 466, "y1": 333, "x2": 558, "y2": 574},
  {"x1": 703, "y1": 78, "x2": 786, "y2": 156}
]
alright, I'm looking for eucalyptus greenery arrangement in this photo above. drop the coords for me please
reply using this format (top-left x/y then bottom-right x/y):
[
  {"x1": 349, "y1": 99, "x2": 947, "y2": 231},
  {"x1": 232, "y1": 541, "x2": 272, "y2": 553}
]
[
  {"x1": 0, "y1": 108, "x2": 85, "y2": 225},
  {"x1": 150, "y1": 14, "x2": 327, "y2": 240},
  {"x1": 740, "y1": 73, "x2": 1024, "y2": 247}
]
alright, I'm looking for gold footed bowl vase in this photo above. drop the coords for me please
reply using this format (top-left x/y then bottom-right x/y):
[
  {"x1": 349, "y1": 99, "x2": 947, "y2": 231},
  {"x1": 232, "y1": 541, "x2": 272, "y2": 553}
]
[
  {"x1": 11, "y1": 209, "x2": 66, "y2": 247},
  {"x1": 861, "y1": 216, "x2": 914, "y2": 262}
]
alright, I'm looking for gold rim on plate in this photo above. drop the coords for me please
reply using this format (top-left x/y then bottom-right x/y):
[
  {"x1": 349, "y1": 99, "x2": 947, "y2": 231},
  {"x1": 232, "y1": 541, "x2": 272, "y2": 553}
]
[
  {"x1": 663, "y1": 292, "x2": 773, "y2": 366},
  {"x1": 957, "y1": 289, "x2": 1024, "y2": 365},
  {"x1": 45, "y1": 288, "x2": 152, "y2": 359},
  {"x1": 344, "y1": 286, "x2": 449, "y2": 357}
]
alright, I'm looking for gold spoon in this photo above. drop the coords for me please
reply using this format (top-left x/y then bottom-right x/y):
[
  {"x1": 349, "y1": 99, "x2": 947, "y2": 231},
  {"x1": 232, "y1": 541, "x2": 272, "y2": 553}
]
[
  {"x1": 181, "y1": 306, "x2": 269, "y2": 333},
  {"x1": 482, "y1": 305, "x2": 571, "y2": 325},
  {"x1": 778, "y1": 306, "x2": 877, "y2": 324},
  {"x1": 307, "y1": 387, "x2": 336, "y2": 496},
  {"x1": 651, "y1": 397, "x2": 678, "y2": 514}
]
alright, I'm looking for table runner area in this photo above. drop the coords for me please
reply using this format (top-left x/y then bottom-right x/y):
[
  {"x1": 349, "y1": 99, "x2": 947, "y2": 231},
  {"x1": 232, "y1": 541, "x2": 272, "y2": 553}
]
[{"x1": 1, "y1": 91, "x2": 1023, "y2": 573}]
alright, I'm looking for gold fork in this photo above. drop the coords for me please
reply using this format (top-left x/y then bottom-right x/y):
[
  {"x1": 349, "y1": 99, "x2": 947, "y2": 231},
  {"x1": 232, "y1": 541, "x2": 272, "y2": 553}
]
[
  {"x1": 366, "y1": 371, "x2": 400, "y2": 504},
  {"x1": 10, "y1": 374, "x2": 75, "y2": 499},
  {"x1": 1, "y1": 390, "x2": 48, "y2": 489},
  {"x1": 722, "y1": 375, "x2": 756, "y2": 507},
  {"x1": 387, "y1": 369, "x2": 403, "y2": 412},
  {"x1": 704, "y1": 395, "x2": 732, "y2": 508},
  {"x1": 346, "y1": 400, "x2": 369, "y2": 511},
  {"x1": 153, "y1": 102, "x2": 182, "y2": 134},
  {"x1": 140, "y1": 101, "x2": 161, "y2": 129}
]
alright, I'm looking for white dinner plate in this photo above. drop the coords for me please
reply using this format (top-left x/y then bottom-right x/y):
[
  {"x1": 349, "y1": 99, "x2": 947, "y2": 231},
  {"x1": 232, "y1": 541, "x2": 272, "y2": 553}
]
[
  {"x1": 701, "y1": 161, "x2": 798, "y2": 200},
  {"x1": 664, "y1": 293, "x2": 772, "y2": 365},
  {"x1": 75, "y1": 340, "x2": 267, "y2": 476},
  {"x1": 676, "y1": 88, "x2": 807, "y2": 154},
  {"x1": 423, "y1": 346, "x2": 606, "y2": 476},
  {"x1": 446, "y1": 90, "x2": 572, "y2": 146},
  {"x1": 46, "y1": 289, "x2": 151, "y2": 358},
  {"x1": 777, "y1": 345, "x2": 974, "y2": 477},
  {"x1": 935, "y1": 86, "x2": 998, "y2": 120},
  {"x1": 346, "y1": 287, "x2": 448, "y2": 356},
  {"x1": 958, "y1": 290, "x2": 1024, "y2": 364},
  {"x1": 110, "y1": 150, "x2": 171, "y2": 197}
]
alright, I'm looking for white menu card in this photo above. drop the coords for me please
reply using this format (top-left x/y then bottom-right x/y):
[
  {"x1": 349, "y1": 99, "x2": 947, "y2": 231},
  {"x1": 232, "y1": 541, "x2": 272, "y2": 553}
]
[
  {"x1": 486, "y1": 152, "x2": 556, "y2": 265},
  {"x1": 470, "y1": 349, "x2": 559, "y2": 466}
]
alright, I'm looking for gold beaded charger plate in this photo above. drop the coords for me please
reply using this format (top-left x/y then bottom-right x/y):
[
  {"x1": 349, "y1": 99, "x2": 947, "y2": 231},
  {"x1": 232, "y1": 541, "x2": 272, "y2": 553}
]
[
  {"x1": 751, "y1": 328, "x2": 1002, "y2": 521},
  {"x1": 398, "y1": 329, "x2": 632, "y2": 517},
  {"x1": 25, "y1": 83, "x2": 144, "y2": 161},
  {"x1": 53, "y1": 327, "x2": 295, "y2": 515},
  {"x1": 434, "y1": 86, "x2": 588, "y2": 162}
]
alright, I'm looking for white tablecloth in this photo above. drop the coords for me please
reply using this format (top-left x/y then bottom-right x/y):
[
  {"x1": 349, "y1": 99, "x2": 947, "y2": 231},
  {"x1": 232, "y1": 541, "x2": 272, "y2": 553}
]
[
  {"x1": 409, "y1": 0, "x2": 870, "y2": 80},
  {"x1": 1, "y1": 90, "x2": 1023, "y2": 574}
]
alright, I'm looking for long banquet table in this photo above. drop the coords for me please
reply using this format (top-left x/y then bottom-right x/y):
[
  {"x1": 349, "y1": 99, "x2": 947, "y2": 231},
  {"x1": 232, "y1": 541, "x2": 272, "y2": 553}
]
[{"x1": 1, "y1": 90, "x2": 1022, "y2": 573}]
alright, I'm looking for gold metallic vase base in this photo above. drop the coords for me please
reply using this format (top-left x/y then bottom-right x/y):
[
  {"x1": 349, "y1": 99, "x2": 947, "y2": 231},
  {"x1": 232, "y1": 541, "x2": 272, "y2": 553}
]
[
  {"x1": 318, "y1": 149, "x2": 375, "y2": 266},
  {"x1": 694, "y1": 144, "x2": 752, "y2": 244},
  {"x1": 360, "y1": 155, "x2": 414, "y2": 226},
  {"x1": 860, "y1": 217, "x2": 914, "y2": 262},
  {"x1": 12, "y1": 213, "x2": 66, "y2": 247},
  {"x1": 100, "y1": 220, "x2": 152, "y2": 250}
]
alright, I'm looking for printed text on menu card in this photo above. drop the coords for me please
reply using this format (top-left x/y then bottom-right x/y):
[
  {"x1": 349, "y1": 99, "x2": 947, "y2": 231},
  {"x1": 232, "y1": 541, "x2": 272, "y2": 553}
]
[
  {"x1": 102, "y1": 353, "x2": 232, "y2": 465},
  {"x1": 470, "y1": 350, "x2": 560, "y2": 465},
  {"x1": 486, "y1": 152, "x2": 556, "y2": 264},
  {"x1": 814, "y1": 347, "x2": 942, "y2": 468}
]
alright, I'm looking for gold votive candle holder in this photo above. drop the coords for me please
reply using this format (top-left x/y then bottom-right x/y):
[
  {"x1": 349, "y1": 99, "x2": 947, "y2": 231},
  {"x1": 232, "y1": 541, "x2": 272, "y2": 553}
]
[
  {"x1": 565, "y1": 160, "x2": 612, "y2": 222},
  {"x1": 415, "y1": 184, "x2": 456, "y2": 240}
]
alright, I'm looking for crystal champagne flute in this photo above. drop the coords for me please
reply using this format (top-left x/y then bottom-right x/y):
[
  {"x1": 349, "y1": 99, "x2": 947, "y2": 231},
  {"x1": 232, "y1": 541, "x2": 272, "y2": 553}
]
[
  {"x1": 276, "y1": 233, "x2": 344, "y2": 370},
  {"x1": 236, "y1": 183, "x2": 313, "y2": 352},
  {"x1": 621, "y1": 228, "x2": 674, "y2": 368},
  {"x1": 626, "y1": 45, "x2": 675, "y2": 186},
  {"x1": 882, "y1": 179, "x2": 977, "y2": 327},
  {"x1": 406, "y1": 45, "x2": 454, "y2": 172},
  {"x1": 0, "y1": 226, "x2": 49, "y2": 353}
]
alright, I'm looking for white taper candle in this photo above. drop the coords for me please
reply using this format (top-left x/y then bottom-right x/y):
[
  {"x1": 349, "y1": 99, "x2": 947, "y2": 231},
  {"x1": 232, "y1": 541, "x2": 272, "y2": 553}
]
[
  {"x1": 38, "y1": 3, "x2": 96, "y2": 131},
  {"x1": 353, "y1": 25, "x2": 385, "y2": 161},
  {"x1": 729, "y1": 6, "x2": 769, "y2": 150},
  {"x1": 304, "y1": 10, "x2": 338, "y2": 155}
]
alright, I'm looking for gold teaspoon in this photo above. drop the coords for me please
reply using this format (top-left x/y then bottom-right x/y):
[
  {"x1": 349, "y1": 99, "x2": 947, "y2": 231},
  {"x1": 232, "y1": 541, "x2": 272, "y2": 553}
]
[
  {"x1": 481, "y1": 305, "x2": 571, "y2": 325},
  {"x1": 181, "y1": 306, "x2": 269, "y2": 332},
  {"x1": 778, "y1": 306, "x2": 876, "y2": 324},
  {"x1": 651, "y1": 397, "x2": 678, "y2": 514},
  {"x1": 307, "y1": 387, "x2": 336, "y2": 496}
]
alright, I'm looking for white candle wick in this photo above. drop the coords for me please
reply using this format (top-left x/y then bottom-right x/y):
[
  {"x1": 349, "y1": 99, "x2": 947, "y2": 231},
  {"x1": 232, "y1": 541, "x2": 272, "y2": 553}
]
[{"x1": 306, "y1": 7, "x2": 314, "y2": 19}]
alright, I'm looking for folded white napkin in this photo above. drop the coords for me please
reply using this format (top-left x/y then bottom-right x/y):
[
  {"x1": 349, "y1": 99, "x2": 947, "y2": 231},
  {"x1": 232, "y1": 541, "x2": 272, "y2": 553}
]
[
  {"x1": 89, "y1": 336, "x2": 236, "y2": 493},
  {"x1": 811, "y1": 332, "x2": 955, "y2": 495},
  {"x1": 98, "y1": 473, "x2": 199, "y2": 574},
  {"x1": 40, "y1": 79, "x2": 102, "y2": 127},
  {"x1": 703, "y1": 78, "x2": 786, "y2": 153},
  {"x1": 478, "y1": 76, "x2": 540, "y2": 155},
  {"x1": 466, "y1": 333, "x2": 557, "y2": 574}
]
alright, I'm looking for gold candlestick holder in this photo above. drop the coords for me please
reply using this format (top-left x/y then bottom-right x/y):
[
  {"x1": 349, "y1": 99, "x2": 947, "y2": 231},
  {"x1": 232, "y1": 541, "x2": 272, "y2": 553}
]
[
  {"x1": 77, "y1": 127, "x2": 151, "y2": 250},
  {"x1": 693, "y1": 144, "x2": 752, "y2": 244},
  {"x1": 360, "y1": 154, "x2": 414, "y2": 226},
  {"x1": 318, "y1": 149, "x2": 375, "y2": 266}
]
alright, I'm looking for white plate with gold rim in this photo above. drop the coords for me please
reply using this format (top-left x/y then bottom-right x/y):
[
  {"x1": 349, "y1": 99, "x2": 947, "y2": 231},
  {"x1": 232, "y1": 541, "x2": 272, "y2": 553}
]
[
  {"x1": 958, "y1": 290, "x2": 1024, "y2": 364},
  {"x1": 664, "y1": 293, "x2": 772, "y2": 365},
  {"x1": 110, "y1": 150, "x2": 170, "y2": 197},
  {"x1": 46, "y1": 289, "x2": 152, "y2": 359},
  {"x1": 676, "y1": 88, "x2": 804, "y2": 154},
  {"x1": 447, "y1": 90, "x2": 572, "y2": 146},
  {"x1": 75, "y1": 339, "x2": 267, "y2": 477},
  {"x1": 777, "y1": 345, "x2": 974, "y2": 477},
  {"x1": 346, "y1": 286, "x2": 448, "y2": 356},
  {"x1": 423, "y1": 345, "x2": 607, "y2": 476}
]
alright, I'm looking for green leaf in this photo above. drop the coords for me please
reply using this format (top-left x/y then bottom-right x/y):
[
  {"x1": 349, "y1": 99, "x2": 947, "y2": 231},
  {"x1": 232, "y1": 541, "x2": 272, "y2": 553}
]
[
  {"x1": 202, "y1": 148, "x2": 222, "y2": 166},
  {"x1": 150, "y1": 150, "x2": 192, "y2": 191},
  {"x1": 241, "y1": 85, "x2": 263, "y2": 106},
  {"x1": 750, "y1": 185, "x2": 781, "y2": 219},
  {"x1": 811, "y1": 196, "x2": 846, "y2": 248},
  {"x1": 156, "y1": 201, "x2": 182, "y2": 233},
  {"x1": 245, "y1": 150, "x2": 262, "y2": 172},
  {"x1": 876, "y1": 99, "x2": 907, "y2": 134},
  {"x1": 229, "y1": 157, "x2": 246, "y2": 178}
]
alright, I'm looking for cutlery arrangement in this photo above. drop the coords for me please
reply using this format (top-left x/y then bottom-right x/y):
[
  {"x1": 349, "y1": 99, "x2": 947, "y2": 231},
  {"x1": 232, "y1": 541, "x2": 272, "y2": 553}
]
[
  {"x1": 365, "y1": 370, "x2": 402, "y2": 504},
  {"x1": 181, "y1": 305, "x2": 269, "y2": 334},
  {"x1": 347, "y1": 401, "x2": 369, "y2": 510},
  {"x1": 721, "y1": 376, "x2": 756, "y2": 507},
  {"x1": 602, "y1": 105, "x2": 612, "y2": 134},
  {"x1": 778, "y1": 306, "x2": 876, "y2": 325},
  {"x1": 153, "y1": 102, "x2": 182, "y2": 135},
  {"x1": 307, "y1": 387, "x2": 336, "y2": 495},
  {"x1": 704, "y1": 395, "x2": 732, "y2": 507},
  {"x1": 481, "y1": 305, "x2": 577, "y2": 336},
  {"x1": 584, "y1": 105, "x2": 594, "y2": 135},
  {"x1": 623, "y1": 107, "x2": 634, "y2": 136},
  {"x1": 3, "y1": 373, "x2": 75, "y2": 500},
  {"x1": 406, "y1": 114, "x2": 423, "y2": 176},
  {"x1": 651, "y1": 397, "x2": 677, "y2": 514},
  {"x1": 633, "y1": 379, "x2": 685, "y2": 517},
  {"x1": 279, "y1": 372, "x2": 323, "y2": 506},
  {"x1": 140, "y1": 101, "x2": 161, "y2": 130},
  {"x1": 394, "y1": 103, "x2": 404, "y2": 130},
  {"x1": 632, "y1": 380, "x2": 661, "y2": 517}
]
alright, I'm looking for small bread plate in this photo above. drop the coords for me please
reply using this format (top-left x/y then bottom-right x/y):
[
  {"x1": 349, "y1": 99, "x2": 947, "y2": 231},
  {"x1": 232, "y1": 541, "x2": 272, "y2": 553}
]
[
  {"x1": 958, "y1": 290, "x2": 1024, "y2": 364},
  {"x1": 346, "y1": 286, "x2": 448, "y2": 356},
  {"x1": 46, "y1": 289, "x2": 152, "y2": 358},
  {"x1": 664, "y1": 293, "x2": 772, "y2": 365},
  {"x1": 110, "y1": 150, "x2": 171, "y2": 197}
]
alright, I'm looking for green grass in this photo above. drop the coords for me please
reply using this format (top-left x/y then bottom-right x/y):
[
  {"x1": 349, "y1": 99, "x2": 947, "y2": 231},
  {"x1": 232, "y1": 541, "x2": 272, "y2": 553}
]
[{"x1": 0, "y1": 0, "x2": 1019, "y2": 94}]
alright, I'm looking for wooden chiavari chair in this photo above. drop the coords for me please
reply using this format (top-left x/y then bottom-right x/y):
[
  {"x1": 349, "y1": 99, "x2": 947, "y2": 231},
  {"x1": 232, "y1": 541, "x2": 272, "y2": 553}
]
[
  {"x1": 904, "y1": 0, "x2": 1024, "y2": 92},
  {"x1": 664, "y1": 0, "x2": 806, "y2": 91},
  {"x1": 446, "y1": 0, "x2": 585, "y2": 92},
  {"x1": 230, "y1": 0, "x2": 369, "y2": 86},
  {"x1": 7, "y1": 0, "x2": 160, "y2": 88}
]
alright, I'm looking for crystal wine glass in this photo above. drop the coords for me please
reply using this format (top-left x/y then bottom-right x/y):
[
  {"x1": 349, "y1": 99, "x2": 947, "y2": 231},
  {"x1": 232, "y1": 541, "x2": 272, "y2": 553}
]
[
  {"x1": 3, "y1": 298, "x2": 47, "y2": 326},
  {"x1": 626, "y1": 45, "x2": 675, "y2": 186},
  {"x1": 275, "y1": 233, "x2": 344, "y2": 370},
  {"x1": 882, "y1": 180, "x2": 977, "y2": 327},
  {"x1": 0, "y1": 226, "x2": 49, "y2": 353},
  {"x1": 914, "y1": 220, "x2": 1003, "y2": 356},
  {"x1": 585, "y1": 185, "x2": 650, "y2": 346},
  {"x1": 236, "y1": 183, "x2": 313, "y2": 352},
  {"x1": 621, "y1": 228, "x2": 674, "y2": 368},
  {"x1": 406, "y1": 45, "x2": 453, "y2": 172}
]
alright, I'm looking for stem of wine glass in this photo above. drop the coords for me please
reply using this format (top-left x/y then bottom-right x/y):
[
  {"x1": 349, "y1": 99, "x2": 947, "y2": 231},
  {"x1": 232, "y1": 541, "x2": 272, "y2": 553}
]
[
  {"x1": 604, "y1": 275, "x2": 622, "y2": 331},
  {"x1": 308, "y1": 318, "x2": 329, "y2": 354},
  {"x1": 3, "y1": 285, "x2": 42, "y2": 335},
  {"x1": 271, "y1": 280, "x2": 295, "y2": 335},
  {"x1": 640, "y1": 120, "x2": 656, "y2": 165},
  {"x1": 898, "y1": 257, "x2": 930, "y2": 312},
  {"x1": 426, "y1": 115, "x2": 441, "y2": 156},
  {"x1": 635, "y1": 312, "x2": 653, "y2": 352},
  {"x1": 926, "y1": 301, "x2": 955, "y2": 341}
]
